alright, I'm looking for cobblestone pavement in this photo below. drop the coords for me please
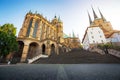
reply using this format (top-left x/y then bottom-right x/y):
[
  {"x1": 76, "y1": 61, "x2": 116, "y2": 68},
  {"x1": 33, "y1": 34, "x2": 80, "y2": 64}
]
[{"x1": 0, "y1": 64, "x2": 120, "y2": 80}]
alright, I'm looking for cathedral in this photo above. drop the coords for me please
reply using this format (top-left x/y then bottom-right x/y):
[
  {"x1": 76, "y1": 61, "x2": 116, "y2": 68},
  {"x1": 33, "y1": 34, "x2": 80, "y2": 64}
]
[{"x1": 17, "y1": 11, "x2": 81, "y2": 62}]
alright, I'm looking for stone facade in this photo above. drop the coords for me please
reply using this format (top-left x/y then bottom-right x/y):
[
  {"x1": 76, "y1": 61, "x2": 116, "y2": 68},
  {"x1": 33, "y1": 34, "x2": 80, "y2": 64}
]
[{"x1": 17, "y1": 11, "x2": 81, "y2": 62}]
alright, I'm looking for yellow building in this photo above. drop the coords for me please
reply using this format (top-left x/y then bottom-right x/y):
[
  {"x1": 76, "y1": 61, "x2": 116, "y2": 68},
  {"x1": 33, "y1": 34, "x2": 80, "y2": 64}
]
[{"x1": 17, "y1": 11, "x2": 81, "y2": 62}]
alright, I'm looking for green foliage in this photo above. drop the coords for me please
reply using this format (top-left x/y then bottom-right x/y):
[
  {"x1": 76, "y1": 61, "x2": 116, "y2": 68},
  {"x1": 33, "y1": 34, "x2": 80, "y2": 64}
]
[
  {"x1": 97, "y1": 43, "x2": 120, "y2": 51},
  {"x1": 79, "y1": 45, "x2": 83, "y2": 49},
  {"x1": 0, "y1": 23, "x2": 16, "y2": 36},
  {"x1": 0, "y1": 23, "x2": 18, "y2": 57},
  {"x1": 97, "y1": 43, "x2": 113, "y2": 49}
]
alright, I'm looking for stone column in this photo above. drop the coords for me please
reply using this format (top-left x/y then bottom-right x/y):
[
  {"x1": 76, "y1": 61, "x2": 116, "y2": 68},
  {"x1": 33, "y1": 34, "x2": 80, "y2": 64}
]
[
  {"x1": 41, "y1": 23, "x2": 45, "y2": 40},
  {"x1": 39, "y1": 21, "x2": 43, "y2": 41},
  {"x1": 46, "y1": 47, "x2": 51, "y2": 56},
  {"x1": 20, "y1": 42, "x2": 30, "y2": 62},
  {"x1": 49, "y1": 28, "x2": 51, "y2": 39},
  {"x1": 51, "y1": 30, "x2": 53, "y2": 40},
  {"x1": 43, "y1": 24, "x2": 46, "y2": 39},
  {"x1": 21, "y1": 28, "x2": 27, "y2": 37},
  {"x1": 29, "y1": 18, "x2": 36, "y2": 38},
  {"x1": 46, "y1": 25, "x2": 49, "y2": 39},
  {"x1": 56, "y1": 43, "x2": 59, "y2": 55},
  {"x1": 46, "y1": 40, "x2": 50, "y2": 55}
]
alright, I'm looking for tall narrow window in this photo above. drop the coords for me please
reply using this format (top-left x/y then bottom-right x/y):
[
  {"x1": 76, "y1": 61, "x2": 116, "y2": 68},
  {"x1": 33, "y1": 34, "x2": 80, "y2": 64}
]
[
  {"x1": 101, "y1": 40, "x2": 104, "y2": 43},
  {"x1": 33, "y1": 20, "x2": 39, "y2": 38},
  {"x1": 26, "y1": 18, "x2": 33, "y2": 37}
]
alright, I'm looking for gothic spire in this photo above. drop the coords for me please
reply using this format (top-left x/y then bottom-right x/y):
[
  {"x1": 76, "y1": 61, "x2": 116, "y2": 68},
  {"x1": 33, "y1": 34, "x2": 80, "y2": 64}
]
[
  {"x1": 58, "y1": 16, "x2": 61, "y2": 22},
  {"x1": 87, "y1": 11, "x2": 92, "y2": 25},
  {"x1": 92, "y1": 7, "x2": 98, "y2": 19},
  {"x1": 35, "y1": 11, "x2": 37, "y2": 14},
  {"x1": 72, "y1": 30, "x2": 75, "y2": 38},
  {"x1": 29, "y1": 10, "x2": 32, "y2": 13},
  {"x1": 69, "y1": 33, "x2": 71, "y2": 37},
  {"x1": 54, "y1": 14, "x2": 57, "y2": 19},
  {"x1": 98, "y1": 8, "x2": 106, "y2": 21}
]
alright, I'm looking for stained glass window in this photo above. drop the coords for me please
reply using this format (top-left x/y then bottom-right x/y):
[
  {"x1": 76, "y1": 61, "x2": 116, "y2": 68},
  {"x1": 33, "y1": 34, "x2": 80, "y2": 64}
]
[
  {"x1": 33, "y1": 20, "x2": 39, "y2": 38},
  {"x1": 26, "y1": 18, "x2": 33, "y2": 37}
]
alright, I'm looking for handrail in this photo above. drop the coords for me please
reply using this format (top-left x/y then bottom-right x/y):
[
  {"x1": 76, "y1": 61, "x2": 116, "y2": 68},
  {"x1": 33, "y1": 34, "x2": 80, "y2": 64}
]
[{"x1": 27, "y1": 54, "x2": 48, "y2": 64}]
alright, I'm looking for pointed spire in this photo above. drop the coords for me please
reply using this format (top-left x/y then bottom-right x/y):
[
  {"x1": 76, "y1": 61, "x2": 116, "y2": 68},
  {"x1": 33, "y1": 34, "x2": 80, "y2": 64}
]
[
  {"x1": 58, "y1": 16, "x2": 62, "y2": 22},
  {"x1": 58, "y1": 16, "x2": 60, "y2": 21},
  {"x1": 35, "y1": 11, "x2": 37, "y2": 14},
  {"x1": 45, "y1": 16, "x2": 47, "y2": 19},
  {"x1": 49, "y1": 19, "x2": 50, "y2": 22},
  {"x1": 87, "y1": 11, "x2": 92, "y2": 24},
  {"x1": 54, "y1": 14, "x2": 57, "y2": 19},
  {"x1": 72, "y1": 30, "x2": 75, "y2": 38},
  {"x1": 69, "y1": 33, "x2": 71, "y2": 37},
  {"x1": 29, "y1": 10, "x2": 32, "y2": 13},
  {"x1": 58, "y1": 16, "x2": 60, "y2": 20},
  {"x1": 98, "y1": 8, "x2": 106, "y2": 21},
  {"x1": 92, "y1": 6, "x2": 98, "y2": 19}
]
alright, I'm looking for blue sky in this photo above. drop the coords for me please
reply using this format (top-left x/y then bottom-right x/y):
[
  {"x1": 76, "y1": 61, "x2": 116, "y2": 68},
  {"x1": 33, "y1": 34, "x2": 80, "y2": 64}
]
[{"x1": 0, "y1": 0, "x2": 120, "y2": 41}]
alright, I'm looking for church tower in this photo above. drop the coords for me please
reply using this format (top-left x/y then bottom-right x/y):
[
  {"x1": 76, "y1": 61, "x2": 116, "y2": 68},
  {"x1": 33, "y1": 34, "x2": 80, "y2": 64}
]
[
  {"x1": 88, "y1": 7, "x2": 114, "y2": 38},
  {"x1": 51, "y1": 16, "x2": 63, "y2": 43}
]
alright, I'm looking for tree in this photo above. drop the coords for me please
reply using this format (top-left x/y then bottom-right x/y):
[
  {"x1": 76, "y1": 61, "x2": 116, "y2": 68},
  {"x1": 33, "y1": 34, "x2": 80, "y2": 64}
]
[
  {"x1": 0, "y1": 24, "x2": 16, "y2": 35},
  {"x1": 0, "y1": 23, "x2": 18, "y2": 59},
  {"x1": 97, "y1": 43, "x2": 113, "y2": 54}
]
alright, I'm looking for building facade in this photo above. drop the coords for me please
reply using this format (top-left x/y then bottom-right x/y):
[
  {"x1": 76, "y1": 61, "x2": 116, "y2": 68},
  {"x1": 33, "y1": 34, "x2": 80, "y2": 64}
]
[
  {"x1": 82, "y1": 27, "x2": 106, "y2": 50},
  {"x1": 17, "y1": 11, "x2": 81, "y2": 62}
]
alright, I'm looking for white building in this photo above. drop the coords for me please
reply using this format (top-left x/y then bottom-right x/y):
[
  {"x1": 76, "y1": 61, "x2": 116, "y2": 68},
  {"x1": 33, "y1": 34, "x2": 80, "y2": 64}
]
[{"x1": 82, "y1": 27, "x2": 107, "y2": 50}]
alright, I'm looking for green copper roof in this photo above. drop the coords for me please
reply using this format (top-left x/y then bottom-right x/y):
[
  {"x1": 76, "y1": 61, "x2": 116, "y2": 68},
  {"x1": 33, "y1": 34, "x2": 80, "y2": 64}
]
[{"x1": 63, "y1": 33, "x2": 69, "y2": 38}]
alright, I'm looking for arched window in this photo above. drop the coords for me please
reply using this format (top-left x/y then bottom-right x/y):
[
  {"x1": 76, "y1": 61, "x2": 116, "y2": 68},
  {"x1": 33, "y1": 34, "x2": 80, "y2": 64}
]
[
  {"x1": 33, "y1": 20, "x2": 39, "y2": 38},
  {"x1": 26, "y1": 18, "x2": 33, "y2": 37}
]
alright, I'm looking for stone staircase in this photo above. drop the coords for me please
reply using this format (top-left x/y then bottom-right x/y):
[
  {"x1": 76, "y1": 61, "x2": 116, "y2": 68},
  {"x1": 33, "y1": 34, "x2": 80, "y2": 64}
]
[{"x1": 33, "y1": 49, "x2": 120, "y2": 64}]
